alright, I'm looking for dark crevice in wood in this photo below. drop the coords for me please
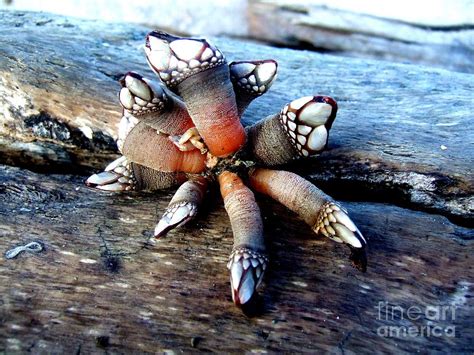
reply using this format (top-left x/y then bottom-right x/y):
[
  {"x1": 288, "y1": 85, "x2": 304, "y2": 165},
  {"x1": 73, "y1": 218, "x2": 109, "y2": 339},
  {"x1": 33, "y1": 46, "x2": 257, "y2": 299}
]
[
  {"x1": 409, "y1": 23, "x2": 474, "y2": 31},
  {"x1": 311, "y1": 177, "x2": 473, "y2": 229},
  {"x1": 1, "y1": 152, "x2": 470, "y2": 228},
  {"x1": 268, "y1": 38, "x2": 339, "y2": 54}
]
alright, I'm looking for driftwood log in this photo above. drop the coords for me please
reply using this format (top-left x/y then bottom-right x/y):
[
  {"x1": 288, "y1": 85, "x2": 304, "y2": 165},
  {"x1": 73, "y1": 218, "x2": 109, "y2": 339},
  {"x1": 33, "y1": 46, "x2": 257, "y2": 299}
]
[
  {"x1": 2, "y1": 0, "x2": 473, "y2": 74},
  {"x1": 0, "y1": 11, "x2": 473, "y2": 353},
  {"x1": 248, "y1": 0, "x2": 474, "y2": 74}
]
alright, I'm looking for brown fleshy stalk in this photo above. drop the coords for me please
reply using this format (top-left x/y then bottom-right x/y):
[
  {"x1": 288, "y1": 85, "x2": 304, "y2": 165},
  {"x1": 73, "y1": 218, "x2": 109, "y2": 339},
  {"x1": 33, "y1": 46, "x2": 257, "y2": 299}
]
[
  {"x1": 246, "y1": 95, "x2": 338, "y2": 166},
  {"x1": 218, "y1": 171, "x2": 268, "y2": 306},
  {"x1": 249, "y1": 168, "x2": 367, "y2": 271},
  {"x1": 229, "y1": 60, "x2": 278, "y2": 116},
  {"x1": 122, "y1": 121, "x2": 206, "y2": 173},
  {"x1": 86, "y1": 156, "x2": 187, "y2": 192},
  {"x1": 145, "y1": 31, "x2": 246, "y2": 157},
  {"x1": 154, "y1": 176, "x2": 208, "y2": 237},
  {"x1": 246, "y1": 111, "x2": 297, "y2": 166}
]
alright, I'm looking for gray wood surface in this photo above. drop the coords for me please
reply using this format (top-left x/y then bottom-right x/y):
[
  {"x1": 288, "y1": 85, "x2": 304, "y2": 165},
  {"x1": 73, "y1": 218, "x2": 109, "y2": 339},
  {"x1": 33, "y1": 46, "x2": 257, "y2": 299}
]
[
  {"x1": 0, "y1": 11, "x2": 473, "y2": 353},
  {"x1": 1, "y1": 165, "x2": 472, "y2": 353}
]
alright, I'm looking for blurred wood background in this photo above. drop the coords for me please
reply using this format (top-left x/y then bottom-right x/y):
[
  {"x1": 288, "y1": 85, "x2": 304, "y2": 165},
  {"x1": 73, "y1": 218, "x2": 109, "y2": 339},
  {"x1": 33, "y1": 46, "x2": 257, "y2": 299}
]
[
  {"x1": 0, "y1": 10, "x2": 473, "y2": 353},
  {"x1": 1, "y1": 0, "x2": 473, "y2": 73},
  {"x1": 248, "y1": 0, "x2": 474, "y2": 73}
]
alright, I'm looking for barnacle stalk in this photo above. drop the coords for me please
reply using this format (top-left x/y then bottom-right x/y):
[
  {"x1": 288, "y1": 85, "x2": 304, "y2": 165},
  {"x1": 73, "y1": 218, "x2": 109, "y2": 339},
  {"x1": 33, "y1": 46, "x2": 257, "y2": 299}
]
[
  {"x1": 218, "y1": 171, "x2": 268, "y2": 306},
  {"x1": 249, "y1": 168, "x2": 367, "y2": 271},
  {"x1": 122, "y1": 122, "x2": 206, "y2": 173},
  {"x1": 131, "y1": 165, "x2": 188, "y2": 191}
]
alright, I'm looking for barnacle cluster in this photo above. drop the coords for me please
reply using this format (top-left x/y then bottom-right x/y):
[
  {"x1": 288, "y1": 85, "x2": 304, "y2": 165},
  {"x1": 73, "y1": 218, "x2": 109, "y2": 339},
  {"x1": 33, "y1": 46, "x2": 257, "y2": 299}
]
[{"x1": 86, "y1": 31, "x2": 367, "y2": 310}]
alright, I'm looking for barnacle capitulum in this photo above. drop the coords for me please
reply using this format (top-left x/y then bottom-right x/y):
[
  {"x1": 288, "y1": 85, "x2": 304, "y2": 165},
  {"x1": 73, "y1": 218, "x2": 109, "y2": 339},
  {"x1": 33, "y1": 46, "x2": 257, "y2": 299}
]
[
  {"x1": 229, "y1": 59, "x2": 278, "y2": 116},
  {"x1": 155, "y1": 176, "x2": 208, "y2": 237},
  {"x1": 86, "y1": 31, "x2": 367, "y2": 311},
  {"x1": 280, "y1": 96, "x2": 337, "y2": 157},
  {"x1": 86, "y1": 156, "x2": 136, "y2": 191},
  {"x1": 145, "y1": 31, "x2": 225, "y2": 86},
  {"x1": 227, "y1": 247, "x2": 268, "y2": 306},
  {"x1": 246, "y1": 95, "x2": 337, "y2": 166},
  {"x1": 119, "y1": 71, "x2": 166, "y2": 116}
]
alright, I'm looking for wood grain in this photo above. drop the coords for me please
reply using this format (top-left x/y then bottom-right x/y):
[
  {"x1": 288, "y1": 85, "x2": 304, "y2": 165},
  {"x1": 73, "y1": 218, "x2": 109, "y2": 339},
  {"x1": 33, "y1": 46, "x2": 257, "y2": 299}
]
[
  {"x1": 0, "y1": 165, "x2": 472, "y2": 353},
  {"x1": 0, "y1": 11, "x2": 473, "y2": 352}
]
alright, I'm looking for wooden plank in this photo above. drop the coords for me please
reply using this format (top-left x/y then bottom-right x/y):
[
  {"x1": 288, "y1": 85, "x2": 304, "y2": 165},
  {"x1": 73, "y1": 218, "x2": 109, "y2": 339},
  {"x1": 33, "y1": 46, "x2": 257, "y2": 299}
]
[
  {"x1": 1, "y1": 11, "x2": 472, "y2": 226},
  {"x1": 0, "y1": 165, "x2": 472, "y2": 353}
]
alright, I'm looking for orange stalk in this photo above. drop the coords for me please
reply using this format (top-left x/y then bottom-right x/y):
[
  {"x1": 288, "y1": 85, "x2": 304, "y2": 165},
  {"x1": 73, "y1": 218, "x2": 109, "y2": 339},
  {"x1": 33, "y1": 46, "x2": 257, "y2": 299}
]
[
  {"x1": 178, "y1": 66, "x2": 246, "y2": 157},
  {"x1": 145, "y1": 32, "x2": 246, "y2": 157},
  {"x1": 218, "y1": 170, "x2": 265, "y2": 254},
  {"x1": 218, "y1": 170, "x2": 267, "y2": 305}
]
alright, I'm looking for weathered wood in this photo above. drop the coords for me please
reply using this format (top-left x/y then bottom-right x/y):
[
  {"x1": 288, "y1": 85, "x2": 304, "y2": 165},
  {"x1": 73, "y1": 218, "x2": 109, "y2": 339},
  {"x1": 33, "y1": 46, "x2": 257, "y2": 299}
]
[
  {"x1": 2, "y1": 0, "x2": 473, "y2": 73},
  {"x1": 248, "y1": 0, "x2": 474, "y2": 73},
  {"x1": 0, "y1": 11, "x2": 473, "y2": 351},
  {"x1": 0, "y1": 11, "x2": 472, "y2": 226},
  {"x1": 0, "y1": 165, "x2": 472, "y2": 353}
]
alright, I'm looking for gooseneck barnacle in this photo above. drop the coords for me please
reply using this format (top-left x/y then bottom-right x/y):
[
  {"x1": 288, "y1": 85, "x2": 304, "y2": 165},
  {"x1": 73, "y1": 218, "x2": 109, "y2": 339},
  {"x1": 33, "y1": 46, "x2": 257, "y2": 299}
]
[{"x1": 85, "y1": 31, "x2": 367, "y2": 311}]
